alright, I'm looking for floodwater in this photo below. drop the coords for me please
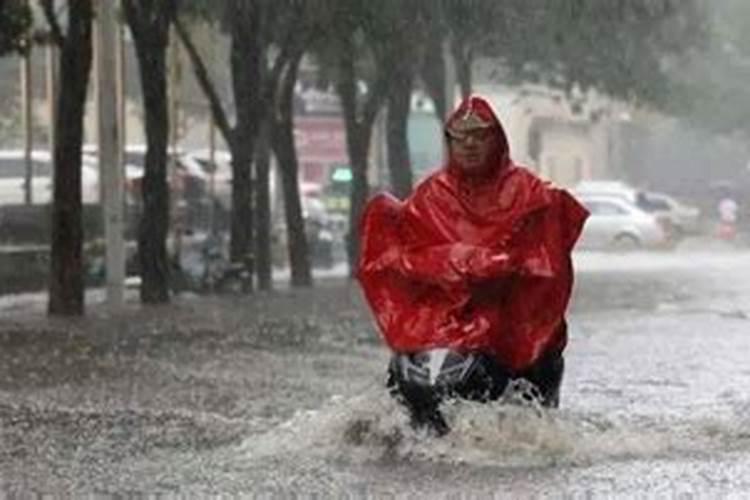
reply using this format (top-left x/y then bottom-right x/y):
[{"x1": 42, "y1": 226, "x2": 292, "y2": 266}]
[{"x1": 1, "y1": 243, "x2": 750, "y2": 497}]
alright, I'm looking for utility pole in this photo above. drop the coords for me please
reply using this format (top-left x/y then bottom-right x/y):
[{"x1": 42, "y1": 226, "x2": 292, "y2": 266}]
[
  {"x1": 116, "y1": 20, "x2": 126, "y2": 170},
  {"x1": 21, "y1": 42, "x2": 33, "y2": 205},
  {"x1": 46, "y1": 44, "x2": 58, "y2": 157},
  {"x1": 97, "y1": 0, "x2": 125, "y2": 308},
  {"x1": 46, "y1": 42, "x2": 58, "y2": 197}
]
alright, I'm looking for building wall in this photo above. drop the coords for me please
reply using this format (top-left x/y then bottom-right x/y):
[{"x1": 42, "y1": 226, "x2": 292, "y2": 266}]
[{"x1": 473, "y1": 83, "x2": 619, "y2": 186}]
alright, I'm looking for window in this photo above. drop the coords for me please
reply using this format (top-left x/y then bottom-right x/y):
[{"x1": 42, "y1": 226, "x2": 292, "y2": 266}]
[
  {"x1": 637, "y1": 193, "x2": 671, "y2": 212},
  {"x1": 584, "y1": 200, "x2": 629, "y2": 215},
  {"x1": 124, "y1": 152, "x2": 146, "y2": 168}
]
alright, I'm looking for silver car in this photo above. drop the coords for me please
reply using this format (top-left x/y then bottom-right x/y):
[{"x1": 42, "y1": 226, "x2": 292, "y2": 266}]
[
  {"x1": 577, "y1": 195, "x2": 668, "y2": 251},
  {"x1": 0, "y1": 149, "x2": 99, "y2": 205}
]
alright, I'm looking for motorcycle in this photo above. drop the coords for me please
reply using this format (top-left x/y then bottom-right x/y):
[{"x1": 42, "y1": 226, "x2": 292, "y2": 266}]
[
  {"x1": 171, "y1": 232, "x2": 252, "y2": 295},
  {"x1": 387, "y1": 348, "x2": 557, "y2": 435}
]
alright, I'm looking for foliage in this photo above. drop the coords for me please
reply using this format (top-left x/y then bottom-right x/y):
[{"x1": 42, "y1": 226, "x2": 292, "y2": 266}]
[
  {"x1": 479, "y1": 0, "x2": 708, "y2": 107},
  {"x1": 668, "y1": 0, "x2": 750, "y2": 139},
  {"x1": 0, "y1": 0, "x2": 32, "y2": 56}
]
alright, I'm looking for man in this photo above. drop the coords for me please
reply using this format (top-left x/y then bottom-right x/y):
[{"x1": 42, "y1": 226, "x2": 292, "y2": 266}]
[{"x1": 357, "y1": 96, "x2": 588, "y2": 431}]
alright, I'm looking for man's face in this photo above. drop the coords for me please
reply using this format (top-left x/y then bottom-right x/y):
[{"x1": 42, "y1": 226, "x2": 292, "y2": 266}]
[{"x1": 448, "y1": 127, "x2": 497, "y2": 173}]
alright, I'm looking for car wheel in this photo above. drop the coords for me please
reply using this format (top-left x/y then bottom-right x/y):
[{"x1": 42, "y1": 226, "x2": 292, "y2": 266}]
[{"x1": 612, "y1": 234, "x2": 641, "y2": 251}]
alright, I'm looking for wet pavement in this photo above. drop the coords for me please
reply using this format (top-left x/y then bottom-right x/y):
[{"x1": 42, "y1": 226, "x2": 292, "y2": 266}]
[{"x1": 1, "y1": 244, "x2": 750, "y2": 496}]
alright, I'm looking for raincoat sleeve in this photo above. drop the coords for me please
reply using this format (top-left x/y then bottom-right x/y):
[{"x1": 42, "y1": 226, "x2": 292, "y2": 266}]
[
  {"x1": 397, "y1": 242, "x2": 515, "y2": 289},
  {"x1": 359, "y1": 198, "x2": 554, "y2": 291},
  {"x1": 357, "y1": 195, "x2": 470, "y2": 291}
]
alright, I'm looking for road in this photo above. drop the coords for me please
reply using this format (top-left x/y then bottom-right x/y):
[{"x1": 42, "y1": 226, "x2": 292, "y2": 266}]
[{"x1": 1, "y1": 246, "x2": 750, "y2": 496}]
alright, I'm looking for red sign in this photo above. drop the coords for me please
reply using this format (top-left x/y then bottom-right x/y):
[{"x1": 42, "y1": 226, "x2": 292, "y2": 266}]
[{"x1": 294, "y1": 116, "x2": 348, "y2": 184}]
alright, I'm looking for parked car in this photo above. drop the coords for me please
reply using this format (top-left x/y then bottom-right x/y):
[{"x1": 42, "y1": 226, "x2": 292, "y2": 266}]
[
  {"x1": 0, "y1": 149, "x2": 99, "y2": 205},
  {"x1": 85, "y1": 145, "x2": 211, "y2": 207},
  {"x1": 574, "y1": 180, "x2": 701, "y2": 239},
  {"x1": 181, "y1": 149, "x2": 233, "y2": 211},
  {"x1": 576, "y1": 195, "x2": 668, "y2": 250},
  {"x1": 634, "y1": 191, "x2": 701, "y2": 237}
]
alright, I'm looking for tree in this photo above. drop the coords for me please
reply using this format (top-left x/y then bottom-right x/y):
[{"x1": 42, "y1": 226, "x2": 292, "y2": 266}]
[
  {"x1": 0, "y1": 0, "x2": 32, "y2": 149},
  {"x1": 41, "y1": 0, "x2": 93, "y2": 316},
  {"x1": 489, "y1": 1, "x2": 705, "y2": 106},
  {"x1": 370, "y1": 1, "x2": 428, "y2": 200},
  {"x1": 175, "y1": 1, "x2": 273, "y2": 291},
  {"x1": 123, "y1": 0, "x2": 178, "y2": 304},
  {"x1": 269, "y1": 41, "x2": 313, "y2": 287},
  {"x1": 312, "y1": 1, "x2": 389, "y2": 272},
  {"x1": 0, "y1": 0, "x2": 32, "y2": 56},
  {"x1": 177, "y1": 0, "x2": 319, "y2": 289},
  {"x1": 671, "y1": 0, "x2": 750, "y2": 139}
]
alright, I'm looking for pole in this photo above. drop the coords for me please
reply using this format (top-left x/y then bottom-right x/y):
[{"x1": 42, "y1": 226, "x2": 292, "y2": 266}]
[
  {"x1": 97, "y1": 0, "x2": 125, "y2": 308},
  {"x1": 46, "y1": 44, "x2": 58, "y2": 157},
  {"x1": 46, "y1": 43, "x2": 58, "y2": 193},
  {"x1": 116, "y1": 20, "x2": 126, "y2": 170},
  {"x1": 21, "y1": 44, "x2": 33, "y2": 204}
]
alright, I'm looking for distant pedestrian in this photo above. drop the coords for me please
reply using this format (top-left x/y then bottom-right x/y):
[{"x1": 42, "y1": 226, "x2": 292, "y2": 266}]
[{"x1": 717, "y1": 194, "x2": 738, "y2": 241}]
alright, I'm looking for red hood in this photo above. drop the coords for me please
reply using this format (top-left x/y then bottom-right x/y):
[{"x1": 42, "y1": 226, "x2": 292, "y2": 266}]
[
  {"x1": 357, "y1": 96, "x2": 589, "y2": 372},
  {"x1": 444, "y1": 95, "x2": 511, "y2": 180}
]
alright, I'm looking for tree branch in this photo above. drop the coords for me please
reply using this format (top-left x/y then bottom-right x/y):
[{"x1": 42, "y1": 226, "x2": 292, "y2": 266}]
[
  {"x1": 173, "y1": 15, "x2": 233, "y2": 145},
  {"x1": 39, "y1": 0, "x2": 65, "y2": 47}
]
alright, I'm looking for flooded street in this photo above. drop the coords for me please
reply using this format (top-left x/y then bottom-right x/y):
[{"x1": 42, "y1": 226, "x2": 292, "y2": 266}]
[{"x1": 2, "y1": 246, "x2": 750, "y2": 496}]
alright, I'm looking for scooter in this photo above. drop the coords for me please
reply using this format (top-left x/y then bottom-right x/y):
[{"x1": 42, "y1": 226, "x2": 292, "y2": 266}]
[
  {"x1": 171, "y1": 232, "x2": 252, "y2": 295},
  {"x1": 387, "y1": 348, "x2": 555, "y2": 435}
]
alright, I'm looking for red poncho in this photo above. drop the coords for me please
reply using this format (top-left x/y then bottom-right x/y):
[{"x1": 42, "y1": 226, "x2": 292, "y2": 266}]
[{"x1": 356, "y1": 96, "x2": 589, "y2": 373}]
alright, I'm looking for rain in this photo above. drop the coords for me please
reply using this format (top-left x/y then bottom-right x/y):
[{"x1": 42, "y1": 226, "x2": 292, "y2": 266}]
[{"x1": 1, "y1": 0, "x2": 749, "y2": 496}]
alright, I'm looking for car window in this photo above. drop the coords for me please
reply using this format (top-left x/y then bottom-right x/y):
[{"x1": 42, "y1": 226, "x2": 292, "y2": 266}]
[
  {"x1": 0, "y1": 157, "x2": 31, "y2": 178},
  {"x1": 584, "y1": 200, "x2": 629, "y2": 215},
  {"x1": 0, "y1": 157, "x2": 57, "y2": 178},
  {"x1": 637, "y1": 193, "x2": 671, "y2": 211},
  {"x1": 193, "y1": 158, "x2": 218, "y2": 174},
  {"x1": 0, "y1": 158, "x2": 22, "y2": 178}
]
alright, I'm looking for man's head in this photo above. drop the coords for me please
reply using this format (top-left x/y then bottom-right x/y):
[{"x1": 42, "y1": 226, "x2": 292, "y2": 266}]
[{"x1": 445, "y1": 96, "x2": 508, "y2": 176}]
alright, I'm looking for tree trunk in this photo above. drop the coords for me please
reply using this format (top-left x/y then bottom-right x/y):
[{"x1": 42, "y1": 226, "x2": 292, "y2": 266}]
[
  {"x1": 386, "y1": 62, "x2": 414, "y2": 199},
  {"x1": 347, "y1": 132, "x2": 370, "y2": 274},
  {"x1": 255, "y1": 120, "x2": 273, "y2": 290},
  {"x1": 451, "y1": 37, "x2": 473, "y2": 99},
  {"x1": 272, "y1": 52, "x2": 312, "y2": 287},
  {"x1": 227, "y1": 131, "x2": 254, "y2": 276},
  {"x1": 227, "y1": 1, "x2": 264, "y2": 280},
  {"x1": 420, "y1": 26, "x2": 447, "y2": 120},
  {"x1": 124, "y1": 1, "x2": 174, "y2": 304},
  {"x1": 335, "y1": 46, "x2": 384, "y2": 274},
  {"x1": 47, "y1": 0, "x2": 93, "y2": 316}
]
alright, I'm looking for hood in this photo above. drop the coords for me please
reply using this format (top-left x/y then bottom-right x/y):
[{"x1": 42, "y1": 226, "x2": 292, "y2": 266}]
[{"x1": 444, "y1": 95, "x2": 511, "y2": 177}]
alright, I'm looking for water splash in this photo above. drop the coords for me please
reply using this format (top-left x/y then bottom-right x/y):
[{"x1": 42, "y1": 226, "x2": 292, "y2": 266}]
[{"x1": 233, "y1": 384, "x2": 750, "y2": 470}]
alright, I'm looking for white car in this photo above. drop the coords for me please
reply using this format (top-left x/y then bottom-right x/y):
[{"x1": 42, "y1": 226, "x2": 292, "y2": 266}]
[
  {"x1": 0, "y1": 150, "x2": 99, "y2": 205},
  {"x1": 635, "y1": 191, "x2": 702, "y2": 237},
  {"x1": 84, "y1": 145, "x2": 207, "y2": 203},
  {"x1": 577, "y1": 195, "x2": 667, "y2": 250},
  {"x1": 574, "y1": 180, "x2": 702, "y2": 238},
  {"x1": 181, "y1": 149, "x2": 233, "y2": 210}
]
